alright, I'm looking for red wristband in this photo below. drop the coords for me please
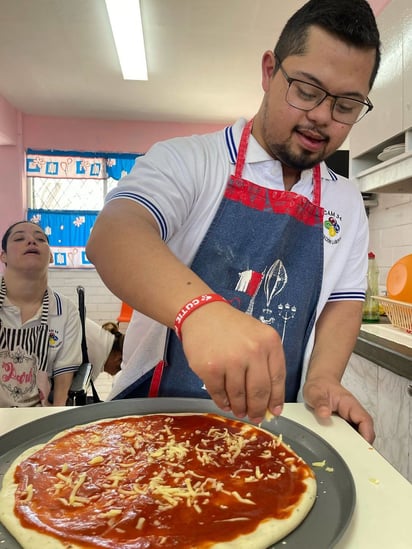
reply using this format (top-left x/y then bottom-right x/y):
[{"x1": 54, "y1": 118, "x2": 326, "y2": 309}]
[{"x1": 174, "y1": 293, "x2": 227, "y2": 340}]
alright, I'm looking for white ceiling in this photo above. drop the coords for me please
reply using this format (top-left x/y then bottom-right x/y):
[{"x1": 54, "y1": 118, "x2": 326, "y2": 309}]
[{"x1": 0, "y1": 0, "x2": 385, "y2": 124}]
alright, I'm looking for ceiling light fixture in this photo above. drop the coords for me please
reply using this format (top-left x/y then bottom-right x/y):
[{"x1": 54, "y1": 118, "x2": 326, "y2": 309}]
[{"x1": 105, "y1": 0, "x2": 148, "y2": 81}]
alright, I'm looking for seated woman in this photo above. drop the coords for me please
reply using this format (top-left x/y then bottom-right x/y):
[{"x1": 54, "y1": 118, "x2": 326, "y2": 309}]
[{"x1": 0, "y1": 221, "x2": 82, "y2": 407}]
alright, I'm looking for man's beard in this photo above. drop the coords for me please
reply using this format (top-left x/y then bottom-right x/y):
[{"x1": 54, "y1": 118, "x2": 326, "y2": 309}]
[
  {"x1": 261, "y1": 100, "x2": 329, "y2": 171},
  {"x1": 268, "y1": 141, "x2": 322, "y2": 171}
]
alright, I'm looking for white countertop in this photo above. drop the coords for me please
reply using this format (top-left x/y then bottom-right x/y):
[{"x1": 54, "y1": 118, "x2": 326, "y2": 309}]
[
  {"x1": 361, "y1": 322, "x2": 412, "y2": 348},
  {"x1": 0, "y1": 403, "x2": 410, "y2": 548}
]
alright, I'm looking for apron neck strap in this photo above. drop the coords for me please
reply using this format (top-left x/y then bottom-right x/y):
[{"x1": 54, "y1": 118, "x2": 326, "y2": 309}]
[
  {"x1": 0, "y1": 278, "x2": 6, "y2": 309},
  {"x1": 234, "y1": 119, "x2": 254, "y2": 179},
  {"x1": 40, "y1": 290, "x2": 49, "y2": 325},
  {"x1": 234, "y1": 120, "x2": 322, "y2": 206},
  {"x1": 312, "y1": 164, "x2": 321, "y2": 205}
]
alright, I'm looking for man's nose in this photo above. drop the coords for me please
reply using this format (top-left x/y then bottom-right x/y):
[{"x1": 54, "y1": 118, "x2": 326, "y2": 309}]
[{"x1": 306, "y1": 96, "x2": 334, "y2": 124}]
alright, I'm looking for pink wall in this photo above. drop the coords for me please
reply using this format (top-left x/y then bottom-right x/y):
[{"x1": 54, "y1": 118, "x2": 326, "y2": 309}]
[
  {"x1": 0, "y1": 95, "x2": 18, "y2": 145},
  {"x1": 0, "y1": 98, "x2": 25, "y2": 238},
  {"x1": 369, "y1": 0, "x2": 392, "y2": 16},
  {"x1": 0, "y1": 144, "x2": 25, "y2": 225},
  {"x1": 0, "y1": 112, "x2": 229, "y2": 240},
  {"x1": 22, "y1": 115, "x2": 227, "y2": 154}
]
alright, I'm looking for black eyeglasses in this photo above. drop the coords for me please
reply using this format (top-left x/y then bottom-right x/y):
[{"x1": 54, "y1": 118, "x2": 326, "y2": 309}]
[{"x1": 276, "y1": 59, "x2": 373, "y2": 125}]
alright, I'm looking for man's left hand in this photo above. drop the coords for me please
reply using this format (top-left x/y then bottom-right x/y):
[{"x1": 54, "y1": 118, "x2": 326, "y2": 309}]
[{"x1": 303, "y1": 377, "x2": 375, "y2": 443}]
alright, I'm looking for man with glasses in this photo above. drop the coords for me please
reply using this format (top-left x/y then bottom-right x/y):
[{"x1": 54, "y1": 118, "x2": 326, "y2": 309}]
[
  {"x1": 87, "y1": 0, "x2": 380, "y2": 442},
  {"x1": 275, "y1": 59, "x2": 373, "y2": 126}
]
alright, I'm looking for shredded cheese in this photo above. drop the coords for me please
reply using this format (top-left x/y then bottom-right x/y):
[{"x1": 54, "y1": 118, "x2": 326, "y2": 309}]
[
  {"x1": 264, "y1": 409, "x2": 275, "y2": 422},
  {"x1": 99, "y1": 509, "x2": 123, "y2": 518},
  {"x1": 88, "y1": 456, "x2": 104, "y2": 465},
  {"x1": 69, "y1": 472, "x2": 87, "y2": 506},
  {"x1": 135, "y1": 517, "x2": 146, "y2": 530},
  {"x1": 21, "y1": 484, "x2": 33, "y2": 502},
  {"x1": 311, "y1": 459, "x2": 326, "y2": 468},
  {"x1": 14, "y1": 412, "x2": 315, "y2": 545},
  {"x1": 230, "y1": 491, "x2": 256, "y2": 505}
]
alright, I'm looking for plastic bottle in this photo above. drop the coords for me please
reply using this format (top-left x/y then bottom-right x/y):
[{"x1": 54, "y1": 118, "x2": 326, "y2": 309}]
[{"x1": 362, "y1": 252, "x2": 380, "y2": 322}]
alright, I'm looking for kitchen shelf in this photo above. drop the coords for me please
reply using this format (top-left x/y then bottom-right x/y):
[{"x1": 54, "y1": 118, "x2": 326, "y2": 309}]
[
  {"x1": 355, "y1": 150, "x2": 412, "y2": 193},
  {"x1": 350, "y1": 128, "x2": 412, "y2": 193}
]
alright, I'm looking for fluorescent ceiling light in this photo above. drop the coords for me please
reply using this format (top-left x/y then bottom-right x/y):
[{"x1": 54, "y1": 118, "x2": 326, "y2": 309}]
[{"x1": 105, "y1": 0, "x2": 148, "y2": 80}]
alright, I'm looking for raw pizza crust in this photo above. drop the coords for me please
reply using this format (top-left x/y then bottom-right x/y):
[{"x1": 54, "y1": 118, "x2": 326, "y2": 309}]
[{"x1": 0, "y1": 413, "x2": 317, "y2": 549}]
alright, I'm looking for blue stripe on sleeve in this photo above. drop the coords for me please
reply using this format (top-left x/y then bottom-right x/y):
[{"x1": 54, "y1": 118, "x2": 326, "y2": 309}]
[
  {"x1": 54, "y1": 365, "x2": 80, "y2": 375},
  {"x1": 108, "y1": 191, "x2": 168, "y2": 241},
  {"x1": 328, "y1": 291, "x2": 366, "y2": 302}
]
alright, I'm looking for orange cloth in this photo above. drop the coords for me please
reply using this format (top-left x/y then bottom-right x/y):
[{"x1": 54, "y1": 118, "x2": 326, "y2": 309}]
[{"x1": 117, "y1": 302, "x2": 133, "y2": 323}]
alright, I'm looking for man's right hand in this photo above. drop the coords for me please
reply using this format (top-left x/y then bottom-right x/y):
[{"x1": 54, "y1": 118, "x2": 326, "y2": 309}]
[{"x1": 180, "y1": 301, "x2": 286, "y2": 424}]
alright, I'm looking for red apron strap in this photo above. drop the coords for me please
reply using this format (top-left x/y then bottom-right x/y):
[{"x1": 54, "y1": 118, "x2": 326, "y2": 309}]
[
  {"x1": 236, "y1": 121, "x2": 322, "y2": 206},
  {"x1": 312, "y1": 164, "x2": 321, "y2": 206},
  {"x1": 148, "y1": 360, "x2": 166, "y2": 397},
  {"x1": 148, "y1": 328, "x2": 172, "y2": 397},
  {"x1": 234, "y1": 119, "x2": 254, "y2": 179}
]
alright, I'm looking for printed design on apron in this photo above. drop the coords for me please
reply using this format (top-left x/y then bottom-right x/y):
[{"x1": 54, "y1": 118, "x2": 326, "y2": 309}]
[
  {"x1": 0, "y1": 278, "x2": 50, "y2": 406},
  {"x1": 121, "y1": 119, "x2": 324, "y2": 403},
  {"x1": 223, "y1": 119, "x2": 322, "y2": 349},
  {"x1": 237, "y1": 260, "x2": 292, "y2": 340}
]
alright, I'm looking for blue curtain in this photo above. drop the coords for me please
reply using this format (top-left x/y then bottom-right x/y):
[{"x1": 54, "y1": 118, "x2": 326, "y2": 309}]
[
  {"x1": 27, "y1": 209, "x2": 98, "y2": 268},
  {"x1": 26, "y1": 149, "x2": 142, "y2": 180}
]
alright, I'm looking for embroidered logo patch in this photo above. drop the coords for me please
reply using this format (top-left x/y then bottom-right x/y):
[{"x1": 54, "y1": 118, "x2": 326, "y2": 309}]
[
  {"x1": 48, "y1": 330, "x2": 61, "y2": 348},
  {"x1": 323, "y1": 211, "x2": 342, "y2": 245}
]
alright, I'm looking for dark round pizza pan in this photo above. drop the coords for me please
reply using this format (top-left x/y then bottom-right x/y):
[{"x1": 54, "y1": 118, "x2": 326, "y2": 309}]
[{"x1": 0, "y1": 398, "x2": 355, "y2": 549}]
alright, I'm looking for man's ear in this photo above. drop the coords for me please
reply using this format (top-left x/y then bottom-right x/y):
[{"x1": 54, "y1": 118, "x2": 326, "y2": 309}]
[
  {"x1": 0, "y1": 250, "x2": 6, "y2": 266},
  {"x1": 261, "y1": 50, "x2": 276, "y2": 92},
  {"x1": 49, "y1": 251, "x2": 53, "y2": 264}
]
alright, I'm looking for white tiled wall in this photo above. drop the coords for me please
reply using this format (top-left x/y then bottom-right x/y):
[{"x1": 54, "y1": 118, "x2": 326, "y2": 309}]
[
  {"x1": 48, "y1": 268, "x2": 122, "y2": 325},
  {"x1": 367, "y1": 193, "x2": 412, "y2": 291}
]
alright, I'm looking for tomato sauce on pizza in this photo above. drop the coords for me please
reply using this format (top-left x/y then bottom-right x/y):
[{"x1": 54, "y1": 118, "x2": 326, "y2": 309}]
[{"x1": 1, "y1": 413, "x2": 316, "y2": 548}]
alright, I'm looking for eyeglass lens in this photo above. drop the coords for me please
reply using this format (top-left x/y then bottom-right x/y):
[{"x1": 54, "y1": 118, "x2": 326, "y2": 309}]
[{"x1": 287, "y1": 80, "x2": 369, "y2": 124}]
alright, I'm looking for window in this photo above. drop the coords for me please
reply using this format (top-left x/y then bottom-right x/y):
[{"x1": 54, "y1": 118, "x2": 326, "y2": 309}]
[
  {"x1": 26, "y1": 150, "x2": 141, "y2": 268},
  {"x1": 28, "y1": 177, "x2": 118, "y2": 210}
]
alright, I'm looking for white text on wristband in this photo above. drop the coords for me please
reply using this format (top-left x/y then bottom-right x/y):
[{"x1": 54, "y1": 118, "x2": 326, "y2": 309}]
[{"x1": 174, "y1": 293, "x2": 227, "y2": 340}]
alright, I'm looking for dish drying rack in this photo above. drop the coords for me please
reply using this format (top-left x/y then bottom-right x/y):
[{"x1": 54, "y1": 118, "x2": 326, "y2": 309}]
[{"x1": 373, "y1": 296, "x2": 412, "y2": 333}]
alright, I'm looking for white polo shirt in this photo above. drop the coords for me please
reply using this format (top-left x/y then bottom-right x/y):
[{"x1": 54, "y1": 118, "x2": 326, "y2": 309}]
[
  {"x1": 85, "y1": 318, "x2": 115, "y2": 381},
  {"x1": 105, "y1": 118, "x2": 368, "y2": 399}
]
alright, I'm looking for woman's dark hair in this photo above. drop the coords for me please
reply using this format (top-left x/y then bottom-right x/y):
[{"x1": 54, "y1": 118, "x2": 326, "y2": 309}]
[
  {"x1": 111, "y1": 330, "x2": 125, "y2": 353},
  {"x1": 274, "y1": 0, "x2": 381, "y2": 89},
  {"x1": 102, "y1": 321, "x2": 124, "y2": 353},
  {"x1": 102, "y1": 321, "x2": 119, "y2": 333},
  {"x1": 1, "y1": 220, "x2": 49, "y2": 252}
]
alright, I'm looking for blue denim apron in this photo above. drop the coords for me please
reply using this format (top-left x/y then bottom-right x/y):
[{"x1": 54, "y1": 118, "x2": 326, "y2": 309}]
[{"x1": 120, "y1": 119, "x2": 324, "y2": 402}]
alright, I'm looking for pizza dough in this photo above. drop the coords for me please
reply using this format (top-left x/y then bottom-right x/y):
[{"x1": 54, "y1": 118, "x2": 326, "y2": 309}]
[{"x1": 0, "y1": 413, "x2": 316, "y2": 548}]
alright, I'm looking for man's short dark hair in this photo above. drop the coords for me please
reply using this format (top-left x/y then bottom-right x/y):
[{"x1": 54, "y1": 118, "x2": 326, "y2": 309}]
[{"x1": 274, "y1": 0, "x2": 381, "y2": 89}]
